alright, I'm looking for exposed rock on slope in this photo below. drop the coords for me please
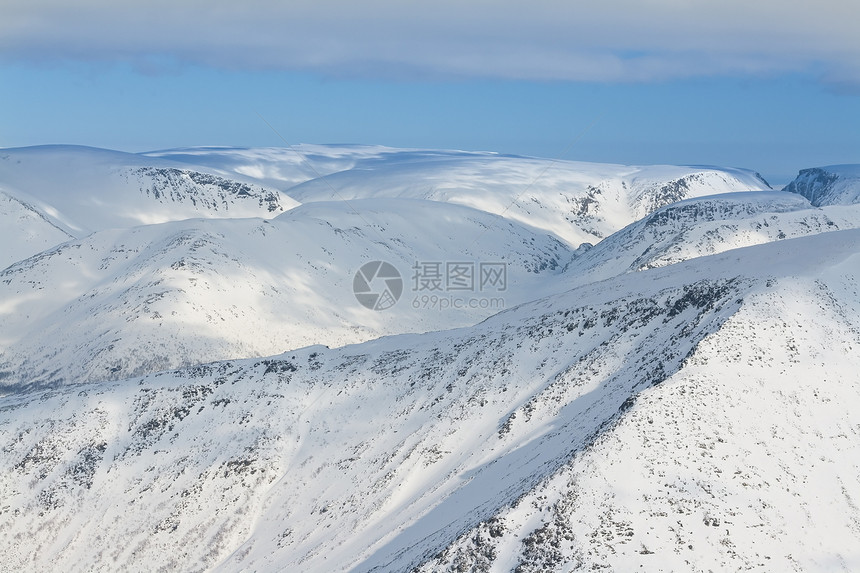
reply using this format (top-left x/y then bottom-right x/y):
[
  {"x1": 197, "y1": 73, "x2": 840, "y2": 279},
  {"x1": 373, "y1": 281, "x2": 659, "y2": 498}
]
[
  {"x1": 1, "y1": 145, "x2": 858, "y2": 573},
  {"x1": 563, "y1": 191, "x2": 860, "y2": 286},
  {"x1": 0, "y1": 199, "x2": 570, "y2": 390},
  {"x1": 281, "y1": 152, "x2": 771, "y2": 246},
  {"x1": 1, "y1": 230, "x2": 858, "y2": 573},
  {"x1": 784, "y1": 165, "x2": 860, "y2": 206},
  {"x1": 421, "y1": 238, "x2": 860, "y2": 573},
  {"x1": 0, "y1": 146, "x2": 298, "y2": 236}
]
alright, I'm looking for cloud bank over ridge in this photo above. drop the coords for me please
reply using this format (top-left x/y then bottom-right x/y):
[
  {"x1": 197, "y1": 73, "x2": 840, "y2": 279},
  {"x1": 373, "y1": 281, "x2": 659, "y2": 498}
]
[{"x1": 3, "y1": 0, "x2": 859, "y2": 84}]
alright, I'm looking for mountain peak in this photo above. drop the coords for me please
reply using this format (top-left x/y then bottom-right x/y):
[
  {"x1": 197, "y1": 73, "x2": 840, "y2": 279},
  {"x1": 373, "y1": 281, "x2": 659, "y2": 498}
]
[{"x1": 784, "y1": 164, "x2": 860, "y2": 206}]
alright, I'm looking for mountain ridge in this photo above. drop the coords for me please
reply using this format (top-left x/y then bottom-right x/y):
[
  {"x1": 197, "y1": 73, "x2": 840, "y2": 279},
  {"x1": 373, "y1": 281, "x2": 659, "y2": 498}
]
[
  {"x1": 784, "y1": 164, "x2": 860, "y2": 206},
  {"x1": 1, "y1": 145, "x2": 859, "y2": 572},
  {"x1": 1, "y1": 229, "x2": 858, "y2": 572}
]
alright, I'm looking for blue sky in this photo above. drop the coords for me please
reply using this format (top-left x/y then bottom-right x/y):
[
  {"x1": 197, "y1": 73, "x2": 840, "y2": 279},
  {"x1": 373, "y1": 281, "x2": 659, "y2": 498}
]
[{"x1": 2, "y1": 1, "x2": 859, "y2": 185}]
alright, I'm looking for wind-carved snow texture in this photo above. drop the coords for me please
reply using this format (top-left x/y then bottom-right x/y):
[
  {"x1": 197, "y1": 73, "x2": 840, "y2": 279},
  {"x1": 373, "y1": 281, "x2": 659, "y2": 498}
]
[{"x1": 1, "y1": 146, "x2": 860, "y2": 573}]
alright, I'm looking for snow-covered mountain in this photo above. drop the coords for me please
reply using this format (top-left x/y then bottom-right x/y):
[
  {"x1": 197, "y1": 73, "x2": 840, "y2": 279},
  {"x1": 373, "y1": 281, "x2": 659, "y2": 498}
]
[
  {"x1": 0, "y1": 188, "x2": 75, "y2": 269},
  {"x1": 1, "y1": 144, "x2": 858, "y2": 573},
  {"x1": 784, "y1": 164, "x2": 860, "y2": 206},
  {"x1": 563, "y1": 191, "x2": 860, "y2": 287},
  {"x1": 422, "y1": 235, "x2": 860, "y2": 573},
  {"x1": 0, "y1": 198, "x2": 569, "y2": 390},
  {"x1": 0, "y1": 146, "x2": 298, "y2": 238},
  {"x1": 281, "y1": 151, "x2": 772, "y2": 246},
  {"x1": 144, "y1": 145, "x2": 774, "y2": 247},
  {"x1": 1, "y1": 229, "x2": 858, "y2": 572},
  {"x1": 141, "y1": 144, "x2": 411, "y2": 191},
  {"x1": 0, "y1": 144, "x2": 769, "y2": 271},
  {"x1": 0, "y1": 145, "x2": 774, "y2": 390}
]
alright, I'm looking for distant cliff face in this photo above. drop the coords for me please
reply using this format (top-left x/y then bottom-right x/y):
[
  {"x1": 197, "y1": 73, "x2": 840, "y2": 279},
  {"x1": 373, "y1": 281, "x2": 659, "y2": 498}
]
[
  {"x1": 129, "y1": 167, "x2": 285, "y2": 213},
  {"x1": 785, "y1": 165, "x2": 860, "y2": 206}
]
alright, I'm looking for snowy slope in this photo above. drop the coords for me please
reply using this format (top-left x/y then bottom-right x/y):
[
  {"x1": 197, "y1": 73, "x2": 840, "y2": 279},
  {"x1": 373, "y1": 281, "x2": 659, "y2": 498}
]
[
  {"x1": 282, "y1": 151, "x2": 772, "y2": 246},
  {"x1": 423, "y1": 238, "x2": 860, "y2": 573},
  {"x1": 0, "y1": 144, "x2": 771, "y2": 249},
  {"x1": 145, "y1": 145, "x2": 773, "y2": 248},
  {"x1": 4, "y1": 187, "x2": 826, "y2": 392},
  {"x1": 784, "y1": 164, "x2": 860, "y2": 206},
  {"x1": 0, "y1": 198, "x2": 570, "y2": 390},
  {"x1": 0, "y1": 146, "x2": 299, "y2": 237},
  {"x1": 562, "y1": 191, "x2": 860, "y2": 287},
  {"x1": 1, "y1": 229, "x2": 858, "y2": 573},
  {"x1": 0, "y1": 145, "x2": 771, "y2": 392},
  {"x1": 0, "y1": 187, "x2": 74, "y2": 269},
  {"x1": 2, "y1": 144, "x2": 858, "y2": 573},
  {"x1": 141, "y1": 144, "x2": 414, "y2": 191}
]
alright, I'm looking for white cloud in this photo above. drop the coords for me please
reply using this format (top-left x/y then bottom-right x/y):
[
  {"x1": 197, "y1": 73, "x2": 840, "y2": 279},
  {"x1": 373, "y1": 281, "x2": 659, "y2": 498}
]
[{"x1": 2, "y1": 0, "x2": 859, "y2": 83}]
